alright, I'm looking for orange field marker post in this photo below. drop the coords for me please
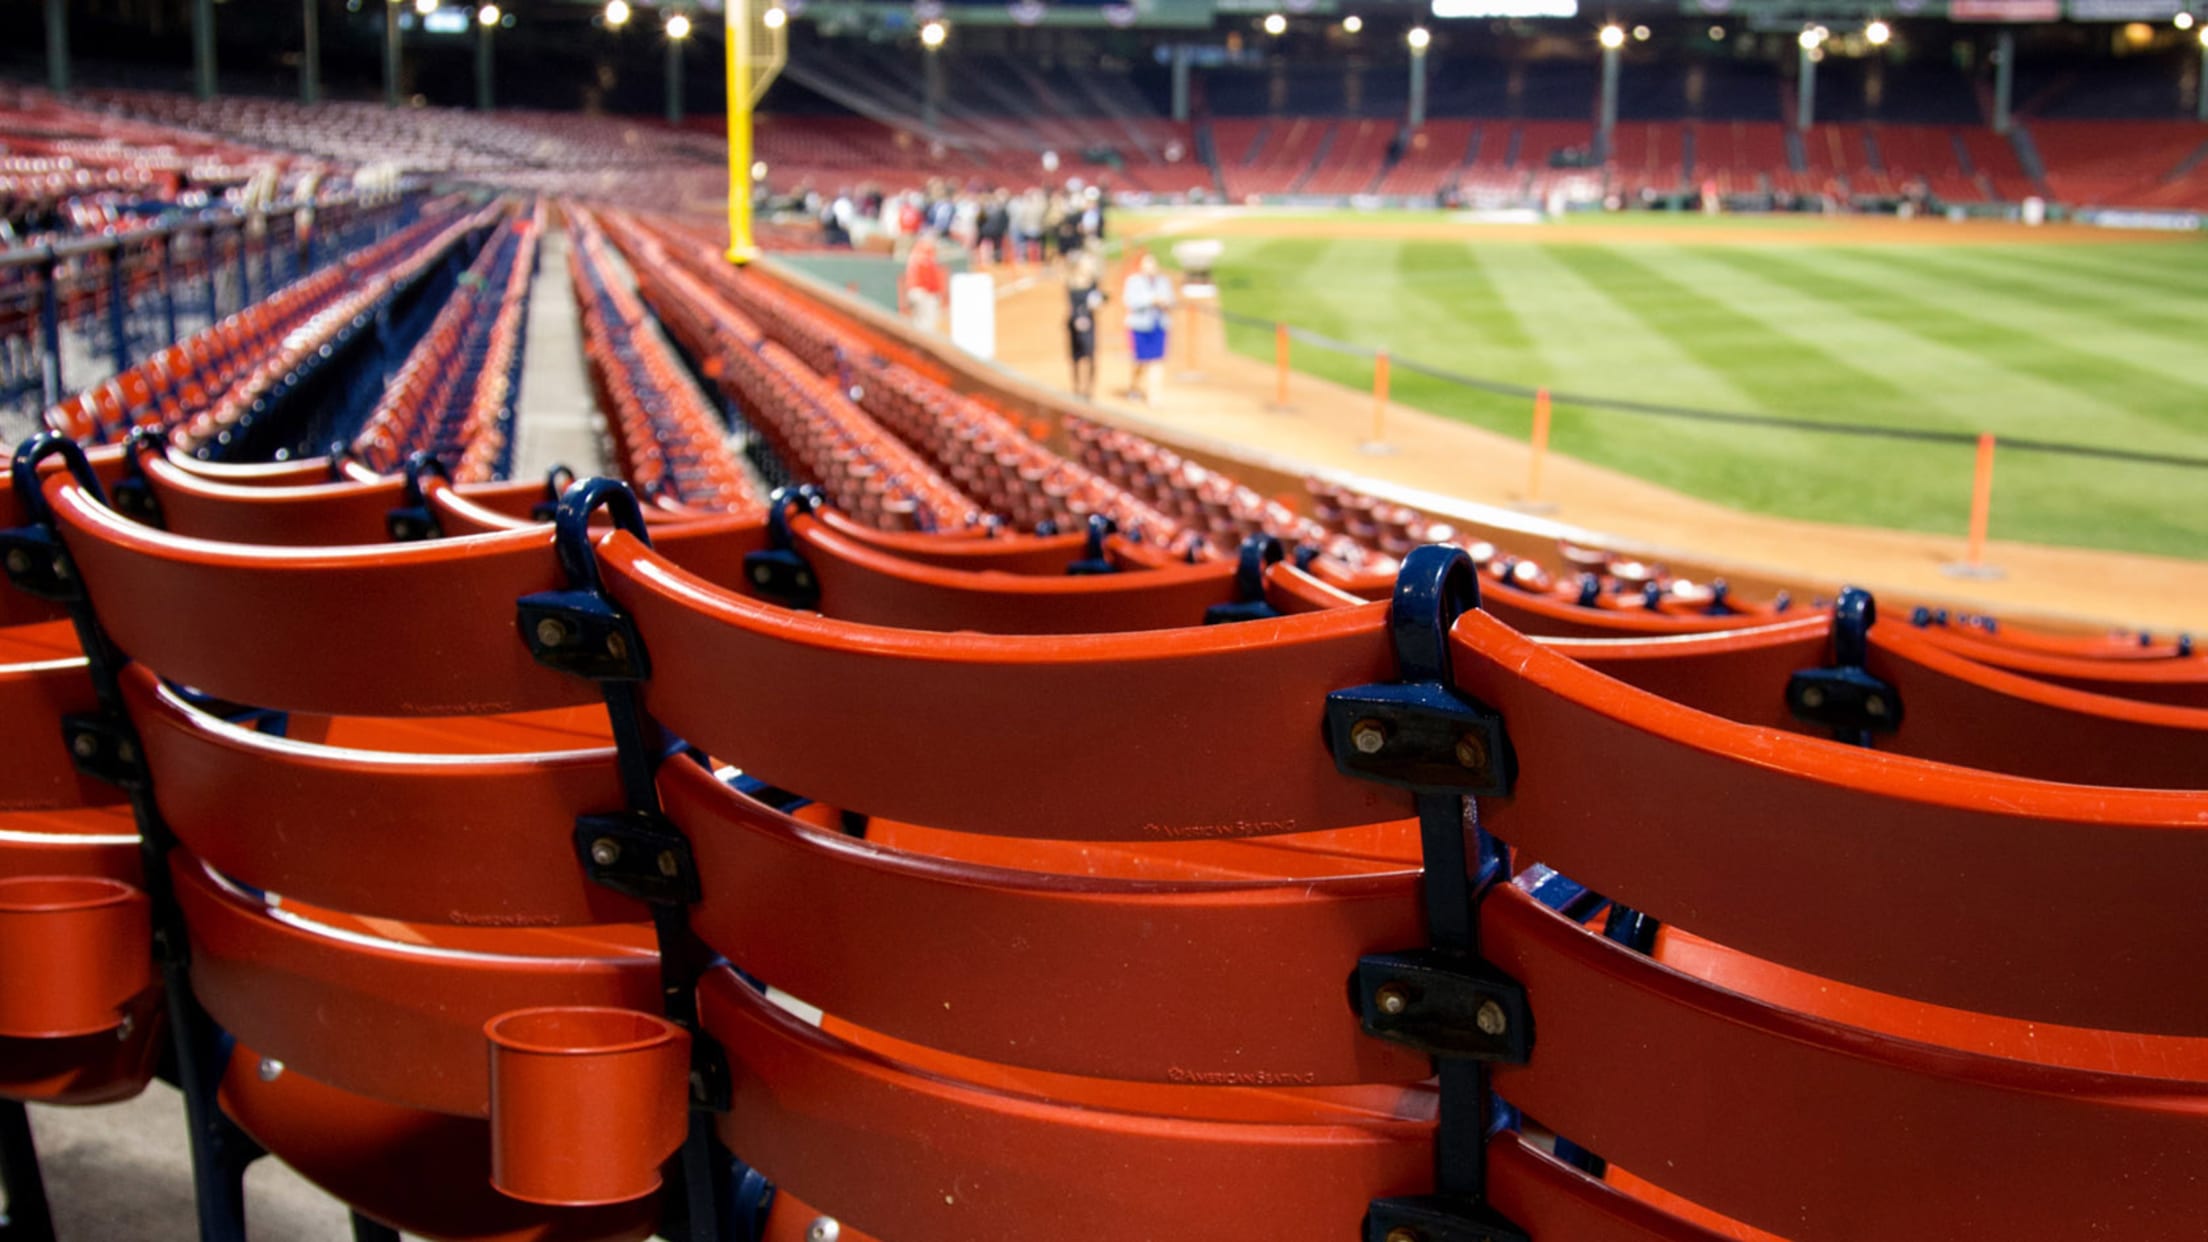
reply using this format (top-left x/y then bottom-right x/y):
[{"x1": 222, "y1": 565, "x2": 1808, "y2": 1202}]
[
  {"x1": 1359, "y1": 350, "x2": 1394, "y2": 455},
  {"x1": 1943, "y1": 431, "x2": 2005, "y2": 580},
  {"x1": 1271, "y1": 321, "x2": 1291, "y2": 409},
  {"x1": 1513, "y1": 387, "x2": 1559, "y2": 514}
]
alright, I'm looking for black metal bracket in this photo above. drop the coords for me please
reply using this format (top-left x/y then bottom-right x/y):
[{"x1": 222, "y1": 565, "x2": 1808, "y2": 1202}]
[
  {"x1": 1325, "y1": 545, "x2": 1531, "y2": 1232},
  {"x1": 61, "y1": 711, "x2": 150, "y2": 793},
  {"x1": 1787, "y1": 587, "x2": 1902, "y2": 745},
  {"x1": 527, "y1": 477, "x2": 734, "y2": 1242},
  {"x1": 1324, "y1": 683, "x2": 1514, "y2": 797},
  {"x1": 1364, "y1": 1196, "x2": 1531, "y2": 1242},
  {"x1": 528, "y1": 465, "x2": 578, "y2": 523},
  {"x1": 1065, "y1": 513, "x2": 1119, "y2": 576},
  {"x1": 573, "y1": 811, "x2": 701, "y2": 906},
  {"x1": 0, "y1": 525, "x2": 81, "y2": 603},
  {"x1": 742, "y1": 486, "x2": 822, "y2": 609},
  {"x1": 1352, "y1": 949, "x2": 1531, "y2": 1064},
  {"x1": 383, "y1": 452, "x2": 448, "y2": 543},
  {"x1": 1203, "y1": 533, "x2": 1285, "y2": 626},
  {"x1": 519, "y1": 589, "x2": 650, "y2": 682},
  {"x1": 112, "y1": 428, "x2": 169, "y2": 529}
]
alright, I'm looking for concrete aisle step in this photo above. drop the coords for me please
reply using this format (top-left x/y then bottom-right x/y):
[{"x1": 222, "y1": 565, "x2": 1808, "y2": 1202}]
[{"x1": 510, "y1": 223, "x2": 605, "y2": 482}]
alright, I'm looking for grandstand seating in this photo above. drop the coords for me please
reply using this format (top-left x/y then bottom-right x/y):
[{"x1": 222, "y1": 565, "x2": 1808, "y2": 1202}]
[{"x1": 5, "y1": 80, "x2": 2208, "y2": 1242}]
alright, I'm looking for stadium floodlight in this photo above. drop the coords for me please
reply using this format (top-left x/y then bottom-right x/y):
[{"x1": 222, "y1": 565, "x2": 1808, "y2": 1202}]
[
  {"x1": 1342, "y1": 14, "x2": 1363, "y2": 33},
  {"x1": 2178, "y1": 10, "x2": 2196, "y2": 28},
  {"x1": 1597, "y1": 23, "x2": 1626, "y2": 48},
  {"x1": 1707, "y1": 23, "x2": 1725, "y2": 39},
  {"x1": 920, "y1": 19, "x2": 948, "y2": 46},
  {"x1": 1432, "y1": 0, "x2": 1577, "y2": 16},
  {"x1": 1632, "y1": 23, "x2": 1650, "y2": 39},
  {"x1": 604, "y1": 0, "x2": 631, "y2": 26},
  {"x1": 1797, "y1": 25, "x2": 1824, "y2": 48},
  {"x1": 666, "y1": 12, "x2": 692, "y2": 38},
  {"x1": 1263, "y1": 13, "x2": 1288, "y2": 35},
  {"x1": 763, "y1": 5, "x2": 788, "y2": 28},
  {"x1": 1407, "y1": 24, "x2": 1432, "y2": 48},
  {"x1": 1865, "y1": 18, "x2": 1891, "y2": 44},
  {"x1": 415, "y1": 0, "x2": 438, "y2": 13},
  {"x1": 478, "y1": 4, "x2": 500, "y2": 26},
  {"x1": 2199, "y1": 23, "x2": 2208, "y2": 43}
]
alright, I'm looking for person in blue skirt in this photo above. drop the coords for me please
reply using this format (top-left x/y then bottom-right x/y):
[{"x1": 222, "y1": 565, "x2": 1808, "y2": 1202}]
[{"x1": 1122, "y1": 250, "x2": 1175, "y2": 404}]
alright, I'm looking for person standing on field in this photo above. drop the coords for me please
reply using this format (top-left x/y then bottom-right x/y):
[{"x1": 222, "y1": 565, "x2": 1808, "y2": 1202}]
[
  {"x1": 1121, "y1": 251, "x2": 1173, "y2": 404},
  {"x1": 1066, "y1": 253, "x2": 1105, "y2": 401}
]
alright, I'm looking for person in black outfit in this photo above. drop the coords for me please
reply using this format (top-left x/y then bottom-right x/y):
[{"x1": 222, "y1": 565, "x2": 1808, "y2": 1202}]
[
  {"x1": 978, "y1": 189, "x2": 1011, "y2": 266},
  {"x1": 1066, "y1": 253, "x2": 1104, "y2": 401}
]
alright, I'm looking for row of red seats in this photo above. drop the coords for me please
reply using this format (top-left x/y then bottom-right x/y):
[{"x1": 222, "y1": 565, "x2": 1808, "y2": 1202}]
[
  {"x1": 352, "y1": 204, "x2": 541, "y2": 481},
  {"x1": 42, "y1": 206, "x2": 478, "y2": 449},
  {"x1": 605, "y1": 216, "x2": 976, "y2": 532},
  {"x1": 566, "y1": 206, "x2": 758, "y2": 513},
  {"x1": 1068, "y1": 414, "x2": 1385, "y2": 568},
  {"x1": 627, "y1": 223, "x2": 1196, "y2": 547}
]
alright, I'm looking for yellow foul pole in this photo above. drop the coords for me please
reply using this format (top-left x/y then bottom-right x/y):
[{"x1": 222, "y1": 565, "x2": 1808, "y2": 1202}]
[{"x1": 726, "y1": 0, "x2": 755, "y2": 264}]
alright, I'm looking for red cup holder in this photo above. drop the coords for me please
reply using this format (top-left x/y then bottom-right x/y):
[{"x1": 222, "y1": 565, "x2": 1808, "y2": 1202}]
[
  {"x1": 485, "y1": 1006, "x2": 690, "y2": 1206},
  {"x1": 0, "y1": 875, "x2": 153, "y2": 1039}
]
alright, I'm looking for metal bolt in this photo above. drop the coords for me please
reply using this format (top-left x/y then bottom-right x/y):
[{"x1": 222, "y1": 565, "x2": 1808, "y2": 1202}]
[
  {"x1": 50, "y1": 555, "x2": 69, "y2": 581},
  {"x1": 657, "y1": 850, "x2": 679, "y2": 878},
  {"x1": 1350, "y1": 719, "x2": 1388, "y2": 755},
  {"x1": 589, "y1": 838, "x2": 621, "y2": 867},
  {"x1": 1800, "y1": 685, "x2": 1826, "y2": 710},
  {"x1": 605, "y1": 632, "x2": 627, "y2": 661},
  {"x1": 805, "y1": 1218, "x2": 842, "y2": 1242},
  {"x1": 534, "y1": 617, "x2": 569, "y2": 648},
  {"x1": 4, "y1": 549, "x2": 27, "y2": 575},
  {"x1": 751, "y1": 564, "x2": 772, "y2": 586},
  {"x1": 71, "y1": 732, "x2": 98, "y2": 759},
  {"x1": 1865, "y1": 694, "x2": 1888, "y2": 718},
  {"x1": 1385, "y1": 1229, "x2": 1422, "y2": 1242},
  {"x1": 795, "y1": 571, "x2": 814, "y2": 591},
  {"x1": 1375, "y1": 984, "x2": 1410, "y2": 1017},
  {"x1": 1475, "y1": 999, "x2": 1508, "y2": 1037},
  {"x1": 114, "y1": 1013, "x2": 135, "y2": 1042},
  {"x1": 115, "y1": 740, "x2": 136, "y2": 766},
  {"x1": 258, "y1": 1056, "x2": 284, "y2": 1082},
  {"x1": 1454, "y1": 733, "x2": 1487, "y2": 770}
]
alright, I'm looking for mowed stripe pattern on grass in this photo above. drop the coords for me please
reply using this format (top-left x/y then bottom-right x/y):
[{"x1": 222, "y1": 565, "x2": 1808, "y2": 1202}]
[{"x1": 1211, "y1": 234, "x2": 2208, "y2": 559}]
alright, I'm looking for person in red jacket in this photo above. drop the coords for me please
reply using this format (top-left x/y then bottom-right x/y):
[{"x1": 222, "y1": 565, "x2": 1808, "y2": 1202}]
[{"x1": 903, "y1": 238, "x2": 948, "y2": 334}]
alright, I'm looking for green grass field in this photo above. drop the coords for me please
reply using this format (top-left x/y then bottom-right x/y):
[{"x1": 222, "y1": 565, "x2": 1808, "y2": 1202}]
[{"x1": 1207, "y1": 228, "x2": 2208, "y2": 559}]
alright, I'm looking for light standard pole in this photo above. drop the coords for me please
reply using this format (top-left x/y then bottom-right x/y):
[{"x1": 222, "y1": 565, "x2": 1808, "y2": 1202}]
[
  {"x1": 476, "y1": 4, "x2": 499, "y2": 111},
  {"x1": 45, "y1": 0, "x2": 70, "y2": 94},
  {"x1": 1797, "y1": 25, "x2": 1823, "y2": 132},
  {"x1": 1598, "y1": 24, "x2": 1624, "y2": 161},
  {"x1": 193, "y1": 0, "x2": 217, "y2": 100},
  {"x1": 385, "y1": 0, "x2": 403, "y2": 107},
  {"x1": 302, "y1": 0, "x2": 321, "y2": 103},
  {"x1": 666, "y1": 12, "x2": 693, "y2": 127},
  {"x1": 1408, "y1": 26, "x2": 1431, "y2": 129},
  {"x1": 920, "y1": 20, "x2": 948, "y2": 135}
]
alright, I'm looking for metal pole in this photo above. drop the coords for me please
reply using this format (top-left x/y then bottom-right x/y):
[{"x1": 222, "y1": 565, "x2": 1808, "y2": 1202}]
[
  {"x1": 385, "y1": 0, "x2": 402, "y2": 107},
  {"x1": 38, "y1": 252, "x2": 63, "y2": 409},
  {"x1": 302, "y1": 0, "x2": 321, "y2": 104},
  {"x1": 1993, "y1": 28, "x2": 2014, "y2": 134},
  {"x1": 193, "y1": 0, "x2": 217, "y2": 100},
  {"x1": 476, "y1": 17, "x2": 494, "y2": 111},
  {"x1": 729, "y1": 0, "x2": 754, "y2": 262},
  {"x1": 1797, "y1": 40, "x2": 1816, "y2": 132},
  {"x1": 923, "y1": 46, "x2": 941, "y2": 133},
  {"x1": 2199, "y1": 37, "x2": 2208, "y2": 123},
  {"x1": 1171, "y1": 45, "x2": 1190, "y2": 122},
  {"x1": 1410, "y1": 48, "x2": 1429, "y2": 129},
  {"x1": 666, "y1": 36, "x2": 684, "y2": 126},
  {"x1": 107, "y1": 244, "x2": 130, "y2": 379},
  {"x1": 1598, "y1": 44, "x2": 1620, "y2": 162},
  {"x1": 45, "y1": 0, "x2": 70, "y2": 94}
]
